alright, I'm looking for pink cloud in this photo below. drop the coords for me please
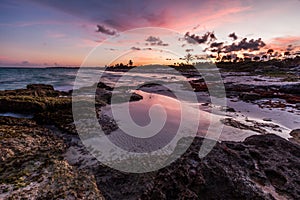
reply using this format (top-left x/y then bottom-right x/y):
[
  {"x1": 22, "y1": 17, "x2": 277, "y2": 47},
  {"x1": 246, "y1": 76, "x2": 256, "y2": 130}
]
[
  {"x1": 0, "y1": 55, "x2": 9, "y2": 60},
  {"x1": 267, "y1": 36, "x2": 300, "y2": 51}
]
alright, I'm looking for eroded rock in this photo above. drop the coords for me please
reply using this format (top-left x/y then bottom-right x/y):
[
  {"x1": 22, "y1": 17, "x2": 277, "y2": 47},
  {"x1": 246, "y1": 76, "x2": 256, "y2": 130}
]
[
  {"x1": 290, "y1": 129, "x2": 300, "y2": 144},
  {"x1": 0, "y1": 116, "x2": 104, "y2": 199},
  {"x1": 140, "y1": 134, "x2": 300, "y2": 200}
]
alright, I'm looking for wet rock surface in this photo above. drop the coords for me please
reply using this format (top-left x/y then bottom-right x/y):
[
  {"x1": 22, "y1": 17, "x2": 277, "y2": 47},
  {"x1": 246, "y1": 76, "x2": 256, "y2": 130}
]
[
  {"x1": 139, "y1": 134, "x2": 300, "y2": 200},
  {"x1": 0, "y1": 84, "x2": 71, "y2": 113},
  {"x1": 182, "y1": 61, "x2": 300, "y2": 109},
  {"x1": 0, "y1": 84, "x2": 71, "y2": 97},
  {"x1": 188, "y1": 80, "x2": 300, "y2": 105},
  {"x1": 0, "y1": 83, "x2": 299, "y2": 199},
  {"x1": 63, "y1": 134, "x2": 300, "y2": 200},
  {"x1": 0, "y1": 116, "x2": 104, "y2": 200},
  {"x1": 220, "y1": 118, "x2": 282, "y2": 134},
  {"x1": 0, "y1": 83, "x2": 140, "y2": 135},
  {"x1": 290, "y1": 129, "x2": 300, "y2": 144}
]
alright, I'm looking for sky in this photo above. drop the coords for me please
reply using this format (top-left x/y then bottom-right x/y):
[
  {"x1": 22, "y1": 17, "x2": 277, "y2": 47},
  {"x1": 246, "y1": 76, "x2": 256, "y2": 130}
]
[{"x1": 0, "y1": 0, "x2": 299, "y2": 67}]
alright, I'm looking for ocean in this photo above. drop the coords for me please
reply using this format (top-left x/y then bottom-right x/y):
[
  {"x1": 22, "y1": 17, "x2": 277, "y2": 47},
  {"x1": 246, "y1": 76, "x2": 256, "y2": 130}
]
[
  {"x1": 0, "y1": 67, "x2": 195, "y2": 91},
  {"x1": 0, "y1": 67, "x2": 78, "y2": 91},
  {"x1": 0, "y1": 66, "x2": 297, "y2": 142}
]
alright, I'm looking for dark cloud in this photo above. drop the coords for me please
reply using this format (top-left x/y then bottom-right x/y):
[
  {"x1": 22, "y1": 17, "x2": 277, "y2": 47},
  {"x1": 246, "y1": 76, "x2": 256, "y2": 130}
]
[
  {"x1": 243, "y1": 53, "x2": 255, "y2": 58},
  {"x1": 145, "y1": 36, "x2": 160, "y2": 43},
  {"x1": 194, "y1": 54, "x2": 208, "y2": 60},
  {"x1": 210, "y1": 42, "x2": 223, "y2": 48},
  {"x1": 228, "y1": 32, "x2": 238, "y2": 40},
  {"x1": 287, "y1": 44, "x2": 294, "y2": 51},
  {"x1": 205, "y1": 42, "x2": 223, "y2": 53},
  {"x1": 187, "y1": 31, "x2": 267, "y2": 55},
  {"x1": 96, "y1": 24, "x2": 116, "y2": 35},
  {"x1": 210, "y1": 32, "x2": 217, "y2": 41},
  {"x1": 21, "y1": 61, "x2": 29, "y2": 65},
  {"x1": 145, "y1": 36, "x2": 168, "y2": 46},
  {"x1": 222, "y1": 38, "x2": 266, "y2": 53},
  {"x1": 130, "y1": 47, "x2": 155, "y2": 51},
  {"x1": 192, "y1": 24, "x2": 200, "y2": 30},
  {"x1": 184, "y1": 31, "x2": 216, "y2": 44},
  {"x1": 210, "y1": 48, "x2": 222, "y2": 53},
  {"x1": 131, "y1": 46, "x2": 141, "y2": 50},
  {"x1": 185, "y1": 49, "x2": 194, "y2": 52},
  {"x1": 105, "y1": 48, "x2": 117, "y2": 51}
]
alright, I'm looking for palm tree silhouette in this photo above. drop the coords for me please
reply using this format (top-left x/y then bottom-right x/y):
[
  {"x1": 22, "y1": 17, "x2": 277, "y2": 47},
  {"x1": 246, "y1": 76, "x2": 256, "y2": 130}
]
[{"x1": 184, "y1": 53, "x2": 194, "y2": 64}]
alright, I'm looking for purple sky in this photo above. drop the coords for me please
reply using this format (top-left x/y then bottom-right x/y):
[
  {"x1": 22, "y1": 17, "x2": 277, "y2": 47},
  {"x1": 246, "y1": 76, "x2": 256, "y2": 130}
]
[{"x1": 1, "y1": 0, "x2": 299, "y2": 66}]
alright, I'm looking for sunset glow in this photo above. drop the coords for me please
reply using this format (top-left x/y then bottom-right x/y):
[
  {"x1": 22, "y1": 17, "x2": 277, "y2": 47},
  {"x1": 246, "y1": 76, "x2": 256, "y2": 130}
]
[{"x1": 1, "y1": 0, "x2": 299, "y2": 66}]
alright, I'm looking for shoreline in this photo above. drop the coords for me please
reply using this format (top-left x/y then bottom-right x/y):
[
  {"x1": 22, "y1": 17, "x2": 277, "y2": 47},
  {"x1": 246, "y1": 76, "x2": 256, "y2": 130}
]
[
  {"x1": 1, "y1": 114, "x2": 299, "y2": 199},
  {"x1": 0, "y1": 64, "x2": 299, "y2": 199}
]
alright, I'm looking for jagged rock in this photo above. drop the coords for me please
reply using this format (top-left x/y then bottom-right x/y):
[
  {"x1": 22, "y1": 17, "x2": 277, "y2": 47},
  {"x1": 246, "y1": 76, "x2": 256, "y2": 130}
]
[
  {"x1": 1, "y1": 82, "x2": 300, "y2": 199},
  {"x1": 290, "y1": 129, "x2": 300, "y2": 144},
  {"x1": 0, "y1": 96, "x2": 71, "y2": 113},
  {"x1": 0, "y1": 84, "x2": 70, "y2": 97},
  {"x1": 0, "y1": 84, "x2": 71, "y2": 113},
  {"x1": 220, "y1": 118, "x2": 267, "y2": 133},
  {"x1": 240, "y1": 92, "x2": 261, "y2": 101},
  {"x1": 263, "y1": 118, "x2": 272, "y2": 122},
  {"x1": 0, "y1": 116, "x2": 104, "y2": 199},
  {"x1": 97, "y1": 82, "x2": 113, "y2": 91},
  {"x1": 0, "y1": 83, "x2": 139, "y2": 135},
  {"x1": 140, "y1": 134, "x2": 300, "y2": 200},
  {"x1": 279, "y1": 83, "x2": 300, "y2": 94},
  {"x1": 26, "y1": 84, "x2": 54, "y2": 90},
  {"x1": 189, "y1": 81, "x2": 208, "y2": 92},
  {"x1": 221, "y1": 106, "x2": 236, "y2": 112}
]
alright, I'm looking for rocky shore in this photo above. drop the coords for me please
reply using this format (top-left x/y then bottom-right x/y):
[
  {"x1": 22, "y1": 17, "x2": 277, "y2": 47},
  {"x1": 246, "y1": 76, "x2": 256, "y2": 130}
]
[
  {"x1": 0, "y1": 83, "x2": 299, "y2": 199},
  {"x1": 141, "y1": 134, "x2": 300, "y2": 199},
  {"x1": 0, "y1": 116, "x2": 104, "y2": 199}
]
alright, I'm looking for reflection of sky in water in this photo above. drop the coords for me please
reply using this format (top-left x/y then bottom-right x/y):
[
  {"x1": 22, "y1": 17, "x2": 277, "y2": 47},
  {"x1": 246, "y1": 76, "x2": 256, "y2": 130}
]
[
  {"x1": 0, "y1": 112, "x2": 33, "y2": 119},
  {"x1": 1, "y1": 68, "x2": 297, "y2": 143},
  {"x1": 101, "y1": 90, "x2": 211, "y2": 153}
]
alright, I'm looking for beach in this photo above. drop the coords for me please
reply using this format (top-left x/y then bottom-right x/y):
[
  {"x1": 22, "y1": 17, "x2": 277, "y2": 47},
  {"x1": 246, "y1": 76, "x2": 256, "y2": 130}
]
[{"x1": 0, "y1": 61, "x2": 299, "y2": 199}]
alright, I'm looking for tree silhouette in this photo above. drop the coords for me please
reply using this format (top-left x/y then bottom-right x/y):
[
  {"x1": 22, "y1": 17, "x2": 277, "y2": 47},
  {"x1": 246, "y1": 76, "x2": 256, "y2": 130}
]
[
  {"x1": 128, "y1": 60, "x2": 133, "y2": 67},
  {"x1": 217, "y1": 50, "x2": 221, "y2": 61},
  {"x1": 284, "y1": 51, "x2": 290, "y2": 57},
  {"x1": 184, "y1": 53, "x2": 194, "y2": 64},
  {"x1": 267, "y1": 49, "x2": 274, "y2": 60},
  {"x1": 261, "y1": 55, "x2": 268, "y2": 61},
  {"x1": 226, "y1": 55, "x2": 232, "y2": 62},
  {"x1": 221, "y1": 56, "x2": 227, "y2": 62},
  {"x1": 267, "y1": 49, "x2": 274, "y2": 55},
  {"x1": 253, "y1": 56, "x2": 260, "y2": 61}
]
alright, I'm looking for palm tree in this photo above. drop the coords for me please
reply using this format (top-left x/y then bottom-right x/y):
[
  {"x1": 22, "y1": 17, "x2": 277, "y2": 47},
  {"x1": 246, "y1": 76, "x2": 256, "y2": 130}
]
[{"x1": 184, "y1": 53, "x2": 194, "y2": 64}]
